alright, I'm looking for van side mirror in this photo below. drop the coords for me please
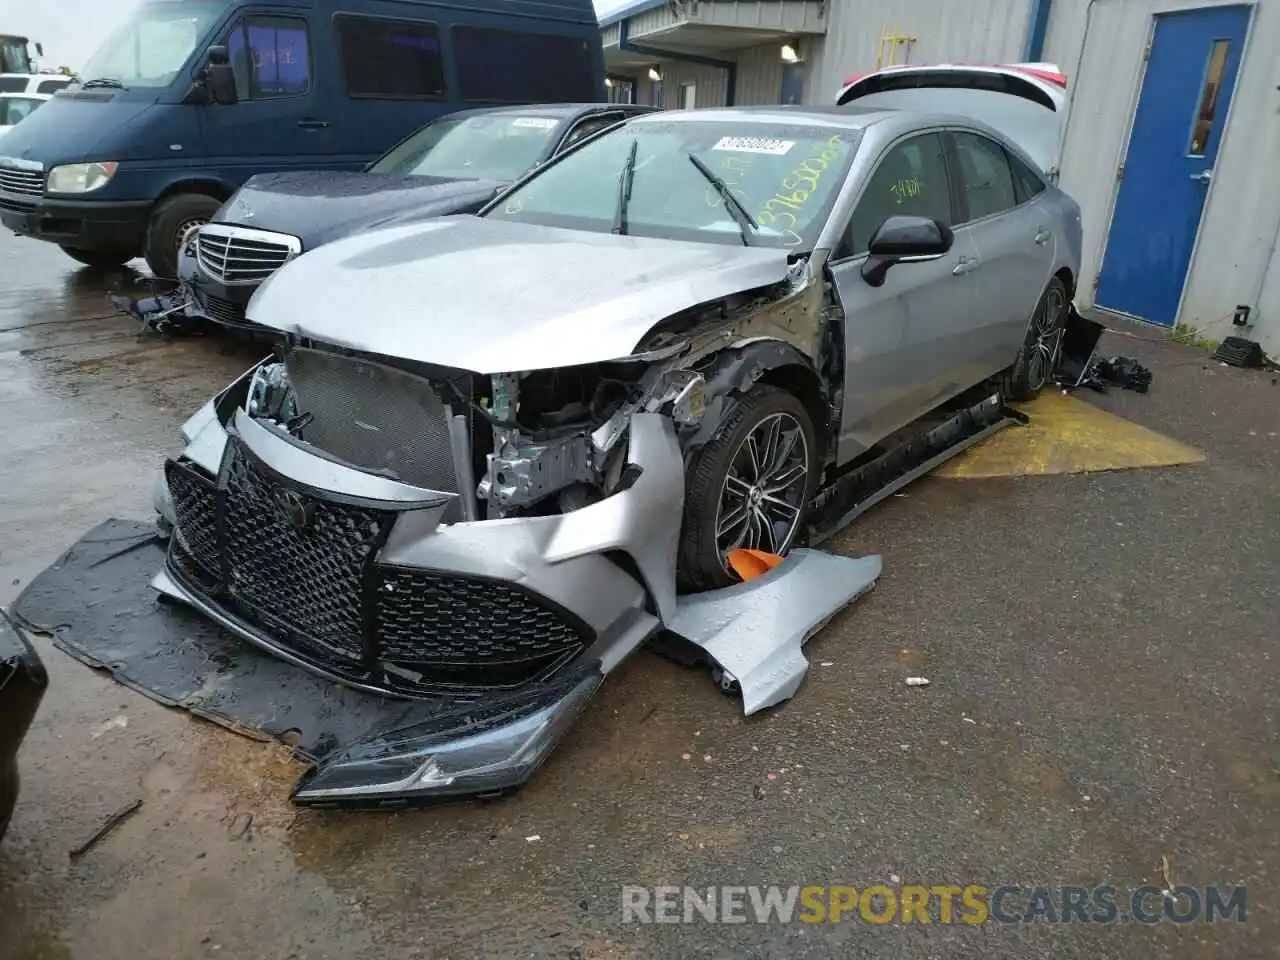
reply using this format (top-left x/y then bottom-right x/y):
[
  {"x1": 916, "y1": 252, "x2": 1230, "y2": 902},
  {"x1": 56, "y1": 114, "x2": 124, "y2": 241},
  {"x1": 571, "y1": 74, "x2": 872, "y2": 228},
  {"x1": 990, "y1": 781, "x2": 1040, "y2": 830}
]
[
  {"x1": 860, "y1": 215, "x2": 954, "y2": 287},
  {"x1": 202, "y1": 45, "x2": 238, "y2": 106}
]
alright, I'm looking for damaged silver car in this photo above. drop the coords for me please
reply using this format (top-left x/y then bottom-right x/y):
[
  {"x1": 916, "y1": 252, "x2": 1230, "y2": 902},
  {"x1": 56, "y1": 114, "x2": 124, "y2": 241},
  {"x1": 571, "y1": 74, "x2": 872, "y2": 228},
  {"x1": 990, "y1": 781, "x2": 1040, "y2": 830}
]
[{"x1": 151, "y1": 106, "x2": 1081, "y2": 806}]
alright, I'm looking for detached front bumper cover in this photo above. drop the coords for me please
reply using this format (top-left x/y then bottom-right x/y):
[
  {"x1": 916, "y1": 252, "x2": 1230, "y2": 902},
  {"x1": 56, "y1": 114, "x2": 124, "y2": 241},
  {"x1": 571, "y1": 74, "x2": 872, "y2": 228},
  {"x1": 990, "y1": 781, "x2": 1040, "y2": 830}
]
[{"x1": 292, "y1": 667, "x2": 601, "y2": 808}]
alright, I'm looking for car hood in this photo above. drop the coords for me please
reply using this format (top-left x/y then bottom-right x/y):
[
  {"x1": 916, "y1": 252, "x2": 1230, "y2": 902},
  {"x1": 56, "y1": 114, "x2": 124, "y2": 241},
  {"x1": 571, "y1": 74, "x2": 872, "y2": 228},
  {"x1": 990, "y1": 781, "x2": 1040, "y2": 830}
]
[
  {"x1": 247, "y1": 216, "x2": 795, "y2": 373},
  {"x1": 214, "y1": 171, "x2": 507, "y2": 249},
  {"x1": 0, "y1": 94, "x2": 157, "y2": 163}
]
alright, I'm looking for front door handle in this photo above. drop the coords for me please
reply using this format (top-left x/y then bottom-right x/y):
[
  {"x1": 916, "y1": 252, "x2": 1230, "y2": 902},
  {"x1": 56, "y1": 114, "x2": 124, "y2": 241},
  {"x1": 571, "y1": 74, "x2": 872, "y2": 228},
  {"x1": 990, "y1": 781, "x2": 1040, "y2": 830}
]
[
  {"x1": 952, "y1": 256, "x2": 979, "y2": 277},
  {"x1": 297, "y1": 118, "x2": 329, "y2": 130},
  {"x1": 1034, "y1": 228, "x2": 1052, "y2": 245},
  {"x1": 1190, "y1": 169, "x2": 1213, "y2": 184}
]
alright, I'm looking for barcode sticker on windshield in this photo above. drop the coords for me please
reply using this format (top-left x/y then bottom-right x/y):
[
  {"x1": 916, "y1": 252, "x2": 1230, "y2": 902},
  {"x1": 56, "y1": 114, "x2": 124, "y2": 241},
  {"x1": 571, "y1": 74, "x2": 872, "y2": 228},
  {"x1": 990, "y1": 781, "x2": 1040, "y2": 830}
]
[
  {"x1": 712, "y1": 136, "x2": 795, "y2": 155},
  {"x1": 511, "y1": 117, "x2": 558, "y2": 129}
]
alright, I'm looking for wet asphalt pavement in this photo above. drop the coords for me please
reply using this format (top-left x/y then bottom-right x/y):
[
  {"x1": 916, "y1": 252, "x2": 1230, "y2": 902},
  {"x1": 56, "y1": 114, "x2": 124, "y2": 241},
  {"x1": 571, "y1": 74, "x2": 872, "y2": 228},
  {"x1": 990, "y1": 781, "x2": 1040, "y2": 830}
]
[{"x1": 0, "y1": 230, "x2": 1277, "y2": 960}]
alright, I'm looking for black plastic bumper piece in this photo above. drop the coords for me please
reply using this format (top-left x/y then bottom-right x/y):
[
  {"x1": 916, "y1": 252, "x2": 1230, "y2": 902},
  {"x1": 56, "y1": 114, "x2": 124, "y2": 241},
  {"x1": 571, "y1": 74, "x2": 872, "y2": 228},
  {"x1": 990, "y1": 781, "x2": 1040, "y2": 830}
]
[{"x1": 0, "y1": 197, "x2": 151, "y2": 254}]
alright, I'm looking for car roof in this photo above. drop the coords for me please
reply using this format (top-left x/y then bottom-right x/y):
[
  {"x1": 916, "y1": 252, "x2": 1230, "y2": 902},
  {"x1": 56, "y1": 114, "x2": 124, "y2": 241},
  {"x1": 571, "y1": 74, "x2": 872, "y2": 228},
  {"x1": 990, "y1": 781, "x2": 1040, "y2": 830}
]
[
  {"x1": 446, "y1": 102, "x2": 656, "y2": 123},
  {"x1": 629, "y1": 104, "x2": 898, "y2": 130}
]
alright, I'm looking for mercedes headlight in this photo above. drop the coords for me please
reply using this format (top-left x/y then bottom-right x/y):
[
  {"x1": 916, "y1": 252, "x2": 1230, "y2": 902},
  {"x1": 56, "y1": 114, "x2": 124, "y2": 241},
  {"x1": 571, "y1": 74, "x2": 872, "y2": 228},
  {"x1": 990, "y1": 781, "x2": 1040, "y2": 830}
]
[{"x1": 46, "y1": 161, "x2": 118, "y2": 194}]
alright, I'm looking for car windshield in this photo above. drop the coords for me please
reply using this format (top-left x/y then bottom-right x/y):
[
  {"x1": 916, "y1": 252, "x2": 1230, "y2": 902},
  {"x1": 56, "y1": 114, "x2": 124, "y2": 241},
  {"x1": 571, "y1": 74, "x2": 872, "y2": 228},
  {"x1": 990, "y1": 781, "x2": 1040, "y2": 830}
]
[
  {"x1": 369, "y1": 113, "x2": 565, "y2": 182},
  {"x1": 76, "y1": 0, "x2": 230, "y2": 89},
  {"x1": 484, "y1": 118, "x2": 861, "y2": 249},
  {"x1": 0, "y1": 96, "x2": 41, "y2": 125}
]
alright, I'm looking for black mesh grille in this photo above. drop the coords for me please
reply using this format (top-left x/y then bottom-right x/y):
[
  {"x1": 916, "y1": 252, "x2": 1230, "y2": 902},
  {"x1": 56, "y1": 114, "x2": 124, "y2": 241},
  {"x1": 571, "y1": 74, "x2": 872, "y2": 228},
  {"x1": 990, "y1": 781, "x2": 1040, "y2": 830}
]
[
  {"x1": 165, "y1": 460, "x2": 218, "y2": 585},
  {"x1": 376, "y1": 567, "x2": 589, "y2": 688},
  {"x1": 221, "y1": 442, "x2": 391, "y2": 666}
]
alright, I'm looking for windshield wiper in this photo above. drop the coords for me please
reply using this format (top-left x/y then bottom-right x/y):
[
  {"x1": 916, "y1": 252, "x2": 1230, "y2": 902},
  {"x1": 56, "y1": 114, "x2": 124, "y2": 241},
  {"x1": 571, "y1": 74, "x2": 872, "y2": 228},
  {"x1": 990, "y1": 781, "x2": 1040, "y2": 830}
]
[
  {"x1": 79, "y1": 77, "x2": 127, "y2": 90},
  {"x1": 687, "y1": 152, "x2": 757, "y2": 246},
  {"x1": 611, "y1": 138, "x2": 639, "y2": 236}
]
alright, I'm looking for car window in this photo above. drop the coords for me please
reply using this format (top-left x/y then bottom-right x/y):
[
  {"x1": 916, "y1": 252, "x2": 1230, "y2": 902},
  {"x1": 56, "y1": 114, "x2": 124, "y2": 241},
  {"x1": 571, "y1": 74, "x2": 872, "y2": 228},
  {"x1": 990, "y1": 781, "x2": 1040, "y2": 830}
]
[
  {"x1": 844, "y1": 132, "x2": 952, "y2": 257},
  {"x1": 335, "y1": 14, "x2": 444, "y2": 99},
  {"x1": 952, "y1": 131, "x2": 1018, "y2": 221},
  {"x1": 1008, "y1": 149, "x2": 1046, "y2": 203},
  {"x1": 560, "y1": 114, "x2": 623, "y2": 150},
  {"x1": 227, "y1": 16, "x2": 310, "y2": 100},
  {"x1": 0, "y1": 77, "x2": 24, "y2": 93},
  {"x1": 0, "y1": 97, "x2": 41, "y2": 125},
  {"x1": 371, "y1": 113, "x2": 564, "y2": 181},
  {"x1": 486, "y1": 120, "x2": 860, "y2": 250},
  {"x1": 451, "y1": 26, "x2": 596, "y2": 103},
  {"x1": 36, "y1": 78, "x2": 70, "y2": 94}
]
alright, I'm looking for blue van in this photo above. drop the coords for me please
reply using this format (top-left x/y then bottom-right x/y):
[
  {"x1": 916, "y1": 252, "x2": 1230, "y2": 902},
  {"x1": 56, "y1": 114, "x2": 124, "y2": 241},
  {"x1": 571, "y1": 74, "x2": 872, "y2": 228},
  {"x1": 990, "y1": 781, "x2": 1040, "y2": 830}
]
[{"x1": 0, "y1": 0, "x2": 604, "y2": 278}]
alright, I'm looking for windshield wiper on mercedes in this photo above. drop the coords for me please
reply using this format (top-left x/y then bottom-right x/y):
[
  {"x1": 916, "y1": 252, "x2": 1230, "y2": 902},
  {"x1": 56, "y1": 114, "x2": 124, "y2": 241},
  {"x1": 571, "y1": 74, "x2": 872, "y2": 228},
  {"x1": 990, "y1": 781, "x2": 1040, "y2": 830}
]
[
  {"x1": 611, "y1": 138, "x2": 639, "y2": 236},
  {"x1": 687, "y1": 152, "x2": 757, "y2": 246}
]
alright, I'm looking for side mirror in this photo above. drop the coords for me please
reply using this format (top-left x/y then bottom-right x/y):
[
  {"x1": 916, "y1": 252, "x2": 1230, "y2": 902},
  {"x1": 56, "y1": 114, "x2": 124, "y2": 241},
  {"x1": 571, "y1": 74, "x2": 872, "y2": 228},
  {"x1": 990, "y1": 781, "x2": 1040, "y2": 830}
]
[
  {"x1": 860, "y1": 215, "x2": 954, "y2": 287},
  {"x1": 201, "y1": 45, "x2": 238, "y2": 105}
]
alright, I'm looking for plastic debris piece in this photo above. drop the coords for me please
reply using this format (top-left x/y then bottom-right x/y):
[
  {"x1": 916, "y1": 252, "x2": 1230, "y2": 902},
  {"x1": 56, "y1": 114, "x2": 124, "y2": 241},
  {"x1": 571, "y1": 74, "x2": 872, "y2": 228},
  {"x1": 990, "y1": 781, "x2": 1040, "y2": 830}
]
[
  {"x1": 726, "y1": 548, "x2": 785, "y2": 582},
  {"x1": 905, "y1": 677, "x2": 930, "y2": 687}
]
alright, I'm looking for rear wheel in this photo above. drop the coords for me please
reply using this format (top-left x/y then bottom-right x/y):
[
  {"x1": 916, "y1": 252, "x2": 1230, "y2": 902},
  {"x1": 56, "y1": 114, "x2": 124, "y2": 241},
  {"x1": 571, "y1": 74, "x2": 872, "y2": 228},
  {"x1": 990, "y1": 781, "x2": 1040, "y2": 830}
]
[
  {"x1": 678, "y1": 385, "x2": 818, "y2": 593},
  {"x1": 59, "y1": 245, "x2": 132, "y2": 269},
  {"x1": 144, "y1": 193, "x2": 222, "y2": 280},
  {"x1": 1000, "y1": 276, "x2": 1069, "y2": 402}
]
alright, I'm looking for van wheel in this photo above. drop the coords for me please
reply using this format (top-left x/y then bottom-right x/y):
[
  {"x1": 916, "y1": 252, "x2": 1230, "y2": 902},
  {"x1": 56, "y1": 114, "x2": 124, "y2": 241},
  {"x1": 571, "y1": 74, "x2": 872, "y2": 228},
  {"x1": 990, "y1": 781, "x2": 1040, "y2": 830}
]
[
  {"x1": 59, "y1": 246, "x2": 132, "y2": 269},
  {"x1": 677, "y1": 385, "x2": 818, "y2": 593},
  {"x1": 144, "y1": 193, "x2": 221, "y2": 280},
  {"x1": 1000, "y1": 276, "x2": 1069, "y2": 402}
]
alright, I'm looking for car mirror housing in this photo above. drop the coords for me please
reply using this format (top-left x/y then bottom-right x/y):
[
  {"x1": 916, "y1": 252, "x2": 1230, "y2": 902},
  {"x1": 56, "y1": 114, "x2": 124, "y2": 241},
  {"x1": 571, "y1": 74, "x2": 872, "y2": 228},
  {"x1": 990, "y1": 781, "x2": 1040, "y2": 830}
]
[{"x1": 861, "y1": 215, "x2": 954, "y2": 287}]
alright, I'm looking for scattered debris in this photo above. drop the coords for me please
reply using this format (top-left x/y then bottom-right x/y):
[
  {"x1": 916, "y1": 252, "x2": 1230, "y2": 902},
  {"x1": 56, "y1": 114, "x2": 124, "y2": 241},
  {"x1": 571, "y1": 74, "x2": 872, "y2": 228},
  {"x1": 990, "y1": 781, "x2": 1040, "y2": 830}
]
[
  {"x1": 526, "y1": 834, "x2": 542, "y2": 843},
  {"x1": 89, "y1": 714, "x2": 128, "y2": 739},
  {"x1": 962, "y1": 716, "x2": 977, "y2": 724},
  {"x1": 1160, "y1": 854, "x2": 1176, "y2": 899},
  {"x1": 69, "y1": 798, "x2": 143, "y2": 859},
  {"x1": 904, "y1": 677, "x2": 930, "y2": 687}
]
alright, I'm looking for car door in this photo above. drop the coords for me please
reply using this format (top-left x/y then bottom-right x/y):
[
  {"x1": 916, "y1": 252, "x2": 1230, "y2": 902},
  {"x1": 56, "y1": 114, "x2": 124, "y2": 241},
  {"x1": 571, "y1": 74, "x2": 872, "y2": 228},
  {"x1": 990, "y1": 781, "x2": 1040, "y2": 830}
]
[
  {"x1": 946, "y1": 129, "x2": 1056, "y2": 381},
  {"x1": 197, "y1": 11, "x2": 336, "y2": 185},
  {"x1": 827, "y1": 131, "x2": 981, "y2": 461}
]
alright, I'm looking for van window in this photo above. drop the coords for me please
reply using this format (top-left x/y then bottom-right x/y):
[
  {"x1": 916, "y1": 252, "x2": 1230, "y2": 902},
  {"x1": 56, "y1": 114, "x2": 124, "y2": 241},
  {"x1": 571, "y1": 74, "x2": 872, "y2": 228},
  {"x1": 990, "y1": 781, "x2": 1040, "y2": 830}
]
[
  {"x1": 336, "y1": 15, "x2": 444, "y2": 99},
  {"x1": 0, "y1": 77, "x2": 24, "y2": 93},
  {"x1": 451, "y1": 26, "x2": 595, "y2": 103},
  {"x1": 36, "y1": 79, "x2": 71, "y2": 94},
  {"x1": 227, "y1": 16, "x2": 311, "y2": 99}
]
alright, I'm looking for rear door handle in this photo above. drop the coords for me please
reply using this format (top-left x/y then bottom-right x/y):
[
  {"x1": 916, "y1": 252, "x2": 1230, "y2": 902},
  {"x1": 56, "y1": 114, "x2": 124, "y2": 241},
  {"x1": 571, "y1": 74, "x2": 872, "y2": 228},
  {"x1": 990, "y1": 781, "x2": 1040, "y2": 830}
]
[
  {"x1": 297, "y1": 118, "x2": 329, "y2": 130},
  {"x1": 1034, "y1": 228, "x2": 1052, "y2": 245},
  {"x1": 952, "y1": 256, "x2": 980, "y2": 276}
]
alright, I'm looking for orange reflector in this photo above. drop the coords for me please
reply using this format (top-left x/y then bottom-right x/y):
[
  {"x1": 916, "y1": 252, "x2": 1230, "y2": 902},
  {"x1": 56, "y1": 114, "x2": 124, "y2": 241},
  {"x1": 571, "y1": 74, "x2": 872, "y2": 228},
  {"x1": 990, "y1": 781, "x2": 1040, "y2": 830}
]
[{"x1": 726, "y1": 548, "x2": 785, "y2": 581}]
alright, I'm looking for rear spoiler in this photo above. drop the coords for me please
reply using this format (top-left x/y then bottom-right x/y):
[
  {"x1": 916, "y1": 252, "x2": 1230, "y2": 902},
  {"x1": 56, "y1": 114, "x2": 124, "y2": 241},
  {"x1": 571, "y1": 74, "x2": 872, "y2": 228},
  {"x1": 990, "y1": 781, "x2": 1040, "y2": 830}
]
[{"x1": 840, "y1": 62, "x2": 1067, "y2": 96}]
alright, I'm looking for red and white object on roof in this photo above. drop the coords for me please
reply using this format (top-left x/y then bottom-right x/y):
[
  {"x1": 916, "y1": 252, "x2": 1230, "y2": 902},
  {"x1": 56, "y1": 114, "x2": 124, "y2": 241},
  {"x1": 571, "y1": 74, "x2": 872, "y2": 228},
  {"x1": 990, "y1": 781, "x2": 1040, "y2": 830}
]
[{"x1": 835, "y1": 62, "x2": 1068, "y2": 179}]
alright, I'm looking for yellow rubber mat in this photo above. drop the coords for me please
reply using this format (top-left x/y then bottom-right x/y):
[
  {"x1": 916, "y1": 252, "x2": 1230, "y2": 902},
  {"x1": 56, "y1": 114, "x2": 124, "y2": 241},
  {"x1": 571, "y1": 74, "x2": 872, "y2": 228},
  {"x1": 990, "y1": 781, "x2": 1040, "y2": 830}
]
[{"x1": 936, "y1": 391, "x2": 1206, "y2": 479}]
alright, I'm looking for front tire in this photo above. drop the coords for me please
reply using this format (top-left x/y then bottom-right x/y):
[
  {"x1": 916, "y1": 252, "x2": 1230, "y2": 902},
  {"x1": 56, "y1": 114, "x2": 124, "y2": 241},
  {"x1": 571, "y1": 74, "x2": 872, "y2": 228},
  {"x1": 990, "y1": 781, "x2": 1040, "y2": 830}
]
[
  {"x1": 59, "y1": 245, "x2": 132, "y2": 269},
  {"x1": 1000, "y1": 276, "x2": 1070, "y2": 402},
  {"x1": 678, "y1": 385, "x2": 818, "y2": 593},
  {"x1": 144, "y1": 193, "x2": 222, "y2": 280}
]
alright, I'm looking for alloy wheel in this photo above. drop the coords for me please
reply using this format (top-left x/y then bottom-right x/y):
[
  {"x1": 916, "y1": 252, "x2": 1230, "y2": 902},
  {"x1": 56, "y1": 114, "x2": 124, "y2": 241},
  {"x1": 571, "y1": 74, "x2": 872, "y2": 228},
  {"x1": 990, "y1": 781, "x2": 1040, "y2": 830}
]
[
  {"x1": 1026, "y1": 284, "x2": 1067, "y2": 392},
  {"x1": 714, "y1": 411, "x2": 809, "y2": 566}
]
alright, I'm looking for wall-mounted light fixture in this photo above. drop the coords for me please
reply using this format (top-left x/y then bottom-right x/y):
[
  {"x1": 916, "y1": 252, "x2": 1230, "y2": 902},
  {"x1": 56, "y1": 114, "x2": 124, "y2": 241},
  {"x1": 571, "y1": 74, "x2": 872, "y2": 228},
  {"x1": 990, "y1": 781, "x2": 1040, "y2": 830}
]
[
  {"x1": 647, "y1": 64, "x2": 663, "y2": 82},
  {"x1": 780, "y1": 40, "x2": 801, "y2": 63}
]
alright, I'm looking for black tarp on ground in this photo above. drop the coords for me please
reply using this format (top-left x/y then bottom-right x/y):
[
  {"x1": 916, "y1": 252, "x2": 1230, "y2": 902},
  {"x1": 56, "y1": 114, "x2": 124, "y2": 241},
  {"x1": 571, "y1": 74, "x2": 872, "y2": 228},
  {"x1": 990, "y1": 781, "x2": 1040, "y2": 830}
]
[{"x1": 10, "y1": 519, "x2": 480, "y2": 762}]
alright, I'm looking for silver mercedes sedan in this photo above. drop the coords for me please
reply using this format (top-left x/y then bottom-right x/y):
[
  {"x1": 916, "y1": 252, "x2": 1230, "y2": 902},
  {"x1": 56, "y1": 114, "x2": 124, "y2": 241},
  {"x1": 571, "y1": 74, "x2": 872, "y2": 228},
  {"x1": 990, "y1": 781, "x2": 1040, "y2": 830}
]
[{"x1": 151, "y1": 105, "x2": 1081, "y2": 805}]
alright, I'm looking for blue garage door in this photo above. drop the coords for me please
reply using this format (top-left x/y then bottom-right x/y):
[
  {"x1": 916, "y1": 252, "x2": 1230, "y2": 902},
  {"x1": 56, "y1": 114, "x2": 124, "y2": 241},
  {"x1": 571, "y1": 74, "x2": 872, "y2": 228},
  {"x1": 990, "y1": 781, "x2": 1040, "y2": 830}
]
[{"x1": 1096, "y1": 5, "x2": 1252, "y2": 326}]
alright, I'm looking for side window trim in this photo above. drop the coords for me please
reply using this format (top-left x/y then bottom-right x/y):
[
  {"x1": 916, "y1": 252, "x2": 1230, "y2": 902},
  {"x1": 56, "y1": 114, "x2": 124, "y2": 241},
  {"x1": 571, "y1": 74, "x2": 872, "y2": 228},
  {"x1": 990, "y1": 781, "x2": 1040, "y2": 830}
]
[
  {"x1": 558, "y1": 111, "x2": 624, "y2": 152},
  {"x1": 830, "y1": 128, "x2": 956, "y2": 264},
  {"x1": 225, "y1": 14, "x2": 315, "y2": 102},
  {"x1": 332, "y1": 12, "x2": 447, "y2": 101}
]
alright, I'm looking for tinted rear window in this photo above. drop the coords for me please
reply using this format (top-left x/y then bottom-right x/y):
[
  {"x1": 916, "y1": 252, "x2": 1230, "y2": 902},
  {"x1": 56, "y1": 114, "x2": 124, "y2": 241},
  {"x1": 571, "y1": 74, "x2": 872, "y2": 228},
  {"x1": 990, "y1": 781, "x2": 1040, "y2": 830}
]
[
  {"x1": 0, "y1": 77, "x2": 25, "y2": 93},
  {"x1": 336, "y1": 14, "x2": 444, "y2": 98},
  {"x1": 451, "y1": 26, "x2": 595, "y2": 103},
  {"x1": 36, "y1": 78, "x2": 70, "y2": 94}
]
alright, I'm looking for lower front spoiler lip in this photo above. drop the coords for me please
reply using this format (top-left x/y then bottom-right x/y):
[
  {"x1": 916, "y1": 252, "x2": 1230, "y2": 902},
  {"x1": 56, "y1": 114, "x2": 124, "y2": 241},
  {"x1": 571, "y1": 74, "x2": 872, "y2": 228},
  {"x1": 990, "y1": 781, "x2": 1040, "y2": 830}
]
[
  {"x1": 291, "y1": 669, "x2": 603, "y2": 809},
  {"x1": 154, "y1": 559, "x2": 605, "y2": 808}
]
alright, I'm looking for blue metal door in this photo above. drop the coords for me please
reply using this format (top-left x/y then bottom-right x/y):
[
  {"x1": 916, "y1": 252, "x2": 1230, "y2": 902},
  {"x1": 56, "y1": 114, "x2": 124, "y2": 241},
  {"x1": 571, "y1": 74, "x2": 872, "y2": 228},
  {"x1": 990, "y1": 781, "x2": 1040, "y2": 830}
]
[{"x1": 1096, "y1": 5, "x2": 1252, "y2": 325}]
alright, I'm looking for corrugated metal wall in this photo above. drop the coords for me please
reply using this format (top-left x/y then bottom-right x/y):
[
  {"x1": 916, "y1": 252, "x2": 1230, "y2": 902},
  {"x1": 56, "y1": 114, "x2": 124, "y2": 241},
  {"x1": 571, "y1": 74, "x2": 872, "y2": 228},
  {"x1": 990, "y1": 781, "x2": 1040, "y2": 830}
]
[
  {"x1": 1047, "y1": 0, "x2": 1280, "y2": 350},
  {"x1": 803, "y1": 0, "x2": 1035, "y2": 103}
]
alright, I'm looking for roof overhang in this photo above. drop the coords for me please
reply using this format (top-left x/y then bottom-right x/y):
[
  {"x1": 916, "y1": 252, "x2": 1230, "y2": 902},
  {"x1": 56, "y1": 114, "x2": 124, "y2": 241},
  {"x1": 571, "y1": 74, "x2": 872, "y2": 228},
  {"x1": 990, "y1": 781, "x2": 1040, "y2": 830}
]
[{"x1": 603, "y1": 0, "x2": 826, "y2": 71}]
